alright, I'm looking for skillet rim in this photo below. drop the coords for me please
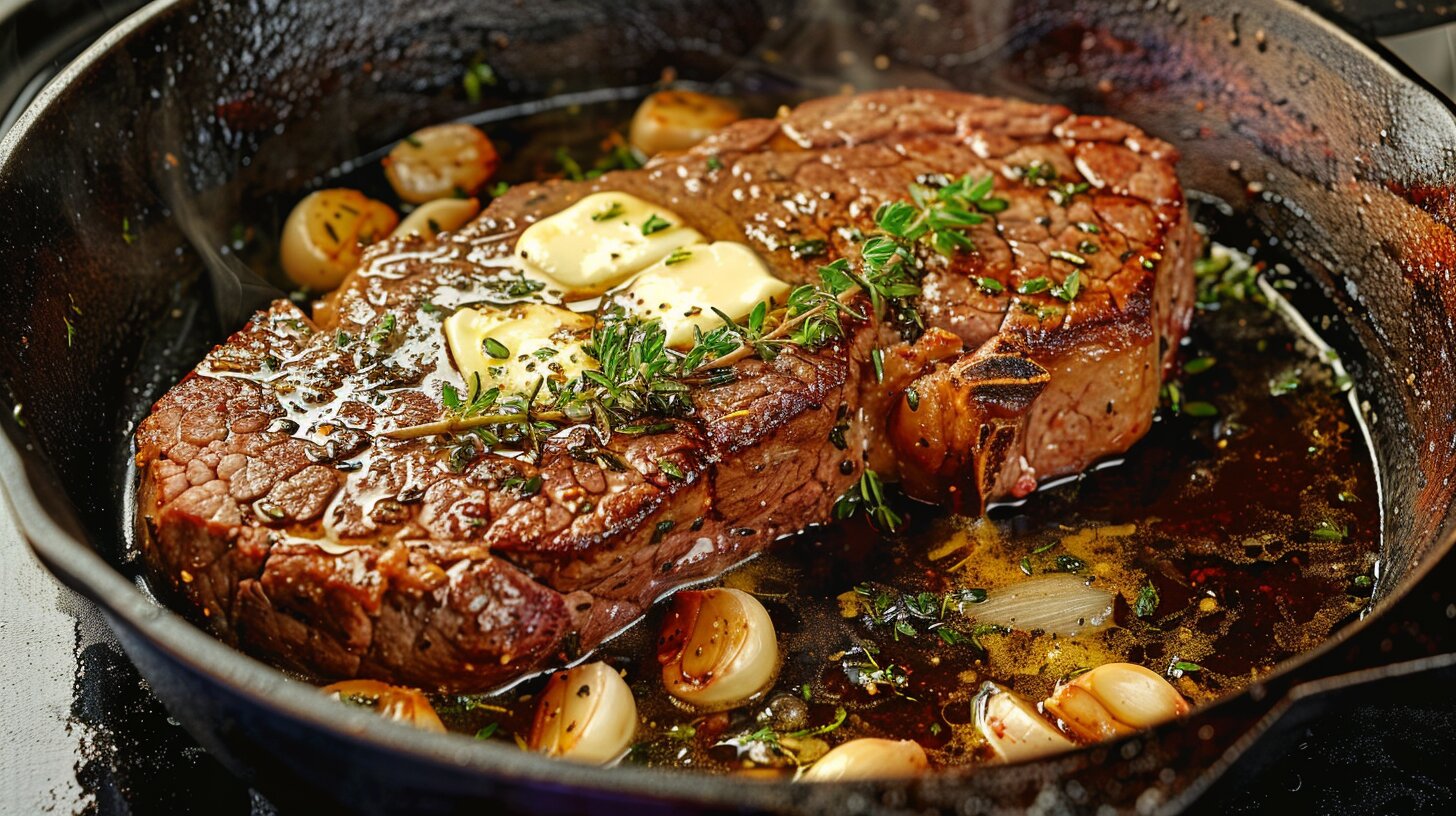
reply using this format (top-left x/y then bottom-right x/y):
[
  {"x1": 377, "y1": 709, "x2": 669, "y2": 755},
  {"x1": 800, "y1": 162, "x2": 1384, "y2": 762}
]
[{"x1": 1, "y1": 0, "x2": 1453, "y2": 806}]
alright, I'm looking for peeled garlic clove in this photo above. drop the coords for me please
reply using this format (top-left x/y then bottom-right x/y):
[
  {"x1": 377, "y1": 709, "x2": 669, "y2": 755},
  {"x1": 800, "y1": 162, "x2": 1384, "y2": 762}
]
[
  {"x1": 321, "y1": 679, "x2": 445, "y2": 732},
  {"x1": 383, "y1": 123, "x2": 499, "y2": 204},
  {"x1": 1042, "y1": 684, "x2": 1132, "y2": 742},
  {"x1": 801, "y1": 738, "x2": 928, "y2": 782},
  {"x1": 281, "y1": 189, "x2": 398, "y2": 292},
  {"x1": 974, "y1": 682, "x2": 1077, "y2": 763},
  {"x1": 528, "y1": 662, "x2": 638, "y2": 764},
  {"x1": 658, "y1": 587, "x2": 779, "y2": 710},
  {"x1": 1047, "y1": 662, "x2": 1189, "y2": 741},
  {"x1": 629, "y1": 90, "x2": 740, "y2": 157},
  {"x1": 391, "y1": 197, "x2": 481, "y2": 240}
]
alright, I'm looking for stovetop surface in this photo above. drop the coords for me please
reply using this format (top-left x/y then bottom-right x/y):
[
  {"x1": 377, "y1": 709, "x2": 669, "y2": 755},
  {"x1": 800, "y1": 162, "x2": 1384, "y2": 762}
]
[{"x1": 1, "y1": 3, "x2": 1454, "y2": 814}]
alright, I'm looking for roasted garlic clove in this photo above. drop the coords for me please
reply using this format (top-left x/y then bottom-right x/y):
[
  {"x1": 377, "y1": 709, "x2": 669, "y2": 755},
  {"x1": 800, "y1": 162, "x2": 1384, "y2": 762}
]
[
  {"x1": 800, "y1": 738, "x2": 929, "y2": 782},
  {"x1": 658, "y1": 587, "x2": 779, "y2": 710},
  {"x1": 528, "y1": 662, "x2": 638, "y2": 764},
  {"x1": 391, "y1": 197, "x2": 481, "y2": 240},
  {"x1": 628, "y1": 90, "x2": 740, "y2": 157},
  {"x1": 1044, "y1": 662, "x2": 1189, "y2": 742},
  {"x1": 280, "y1": 189, "x2": 398, "y2": 291},
  {"x1": 321, "y1": 679, "x2": 445, "y2": 732},
  {"x1": 974, "y1": 682, "x2": 1077, "y2": 763},
  {"x1": 383, "y1": 123, "x2": 499, "y2": 204}
]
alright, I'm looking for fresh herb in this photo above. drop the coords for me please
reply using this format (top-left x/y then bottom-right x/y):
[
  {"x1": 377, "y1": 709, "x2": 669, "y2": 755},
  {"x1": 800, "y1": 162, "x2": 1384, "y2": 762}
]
[
  {"x1": 403, "y1": 135, "x2": 423, "y2": 148},
  {"x1": 1019, "y1": 556, "x2": 1033, "y2": 575},
  {"x1": 591, "y1": 201, "x2": 625, "y2": 222},
  {"x1": 968, "y1": 623, "x2": 1010, "y2": 654},
  {"x1": 1048, "y1": 181, "x2": 1090, "y2": 206},
  {"x1": 1183, "y1": 356, "x2": 1216, "y2": 375},
  {"x1": 664, "y1": 247, "x2": 693, "y2": 266},
  {"x1": 1195, "y1": 245, "x2": 1267, "y2": 308},
  {"x1": 1016, "y1": 161, "x2": 1059, "y2": 186},
  {"x1": 870, "y1": 347, "x2": 885, "y2": 383},
  {"x1": 976, "y1": 277, "x2": 1005, "y2": 294},
  {"x1": 483, "y1": 337, "x2": 511, "y2": 359},
  {"x1": 554, "y1": 147, "x2": 586, "y2": 181},
  {"x1": 641, "y1": 214, "x2": 672, "y2": 235},
  {"x1": 666, "y1": 723, "x2": 697, "y2": 741},
  {"x1": 841, "y1": 645, "x2": 913, "y2": 699},
  {"x1": 706, "y1": 154, "x2": 724, "y2": 172},
  {"x1": 1312, "y1": 520, "x2": 1348, "y2": 541},
  {"x1": 1075, "y1": 221, "x2": 1101, "y2": 234},
  {"x1": 1134, "y1": 582, "x2": 1160, "y2": 618},
  {"x1": 474, "y1": 722, "x2": 500, "y2": 740},
  {"x1": 488, "y1": 181, "x2": 510, "y2": 197},
  {"x1": 519, "y1": 474, "x2": 543, "y2": 496},
  {"x1": 905, "y1": 387, "x2": 920, "y2": 411},
  {"x1": 1050, "y1": 269, "x2": 1082, "y2": 302},
  {"x1": 1048, "y1": 249, "x2": 1087, "y2": 267},
  {"x1": 789, "y1": 238, "x2": 828, "y2": 259},
  {"x1": 63, "y1": 317, "x2": 76, "y2": 347},
  {"x1": 1170, "y1": 660, "x2": 1203, "y2": 675},
  {"x1": 1269, "y1": 373, "x2": 1300, "y2": 397},
  {"x1": 832, "y1": 469, "x2": 902, "y2": 531},
  {"x1": 1184, "y1": 401, "x2": 1218, "y2": 418},
  {"x1": 1077, "y1": 240, "x2": 1101, "y2": 255},
  {"x1": 1054, "y1": 554, "x2": 1086, "y2": 573},
  {"x1": 368, "y1": 313, "x2": 396, "y2": 346},
  {"x1": 462, "y1": 58, "x2": 497, "y2": 103},
  {"x1": 1017, "y1": 277, "x2": 1051, "y2": 295},
  {"x1": 122, "y1": 217, "x2": 136, "y2": 245},
  {"x1": 658, "y1": 459, "x2": 686, "y2": 481},
  {"x1": 874, "y1": 173, "x2": 1003, "y2": 257},
  {"x1": 717, "y1": 706, "x2": 848, "y2": 763},
  {"x1": 1352, "y1": 574, "x2": 1373, "y2": 591}
]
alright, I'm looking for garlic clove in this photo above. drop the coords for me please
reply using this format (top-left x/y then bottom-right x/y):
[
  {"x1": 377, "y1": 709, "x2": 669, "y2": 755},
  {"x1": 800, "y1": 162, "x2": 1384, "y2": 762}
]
[
  {"x1": 528, "y1": 662, "x2": 638, "y2": 764},
  {"x1": 391, "y1": 197, "x2": 481, "y2": 240},
  {"x1": 974, "y1": 682, "x2": 1077, "y2": 763},
  {"x1": 280, "y1": 189, "x2": 398, "y2": 292},
  {"x1": 383, "y1": 123, "x2": 499, "y2": 204},
  {"x1": 1042, "y1": 683, "x2": 1132, "y2": 742},
  {"x1": 658, "y1": 587, "x2": 779, "y2": 710},
  {"x1": 321, "y1": 679, "x2": 445, "y2": 732},
  {"x1": 629, "y1": 90, "x2": 740, "y2": 157},
  {"x1": 1053, "y1": 662, "x2": 1190, "y2": 734},
  {"x1": 800, "y1": 738, "x2": 929, "y2": 782}
]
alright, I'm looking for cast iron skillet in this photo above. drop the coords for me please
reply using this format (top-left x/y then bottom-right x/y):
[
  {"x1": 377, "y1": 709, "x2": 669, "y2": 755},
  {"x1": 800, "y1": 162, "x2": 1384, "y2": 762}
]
[{"x1": 1, "y1": 0, "x2": 1454, "y2": 812}]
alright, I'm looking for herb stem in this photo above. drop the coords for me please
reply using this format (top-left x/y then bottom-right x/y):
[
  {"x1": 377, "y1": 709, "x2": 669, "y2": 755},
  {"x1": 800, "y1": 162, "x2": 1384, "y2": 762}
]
[
  {"x1": 696, "y1": 287, "x2": 862, "y2": 372},
  {"x1": 384, "y1": 409, "x2": 569, "y2": 440}
]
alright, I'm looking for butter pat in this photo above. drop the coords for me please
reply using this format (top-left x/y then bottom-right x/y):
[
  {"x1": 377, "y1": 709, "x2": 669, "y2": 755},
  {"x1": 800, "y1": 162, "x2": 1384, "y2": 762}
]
[
  {"x1": 444, "y1": 303, "x2": 596, "y2": 395},
  {"x1": 617, "y1": 242, "x2": 790, "y2": 347},
  {"x1": 515, "y1": 192, "x2": 704, "y2": 294}
]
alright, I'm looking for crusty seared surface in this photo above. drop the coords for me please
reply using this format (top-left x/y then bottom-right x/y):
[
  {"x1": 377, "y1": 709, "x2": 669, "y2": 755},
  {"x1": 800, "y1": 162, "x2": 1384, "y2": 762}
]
[{"x1": 136, "y1": 89, "x2": 1193, "y2": 691}]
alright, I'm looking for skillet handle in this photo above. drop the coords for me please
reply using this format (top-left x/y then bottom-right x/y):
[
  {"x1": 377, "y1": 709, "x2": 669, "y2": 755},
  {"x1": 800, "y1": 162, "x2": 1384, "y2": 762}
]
[{"x1": 1303, "y1": 0, "x2": 1456, "y2": 38}]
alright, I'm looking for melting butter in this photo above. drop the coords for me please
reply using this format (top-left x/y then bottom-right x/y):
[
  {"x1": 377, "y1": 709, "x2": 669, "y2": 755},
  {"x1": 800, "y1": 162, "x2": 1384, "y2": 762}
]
[
  {"x1": 443, "y1": 303, "x2": 596, "y2": 394},
  {"x1": 617, "y1": 242, "x2": 790, "y2": 347},
  {"x1": 515, "y1": 191, "x2": 703, "y2": 294}
]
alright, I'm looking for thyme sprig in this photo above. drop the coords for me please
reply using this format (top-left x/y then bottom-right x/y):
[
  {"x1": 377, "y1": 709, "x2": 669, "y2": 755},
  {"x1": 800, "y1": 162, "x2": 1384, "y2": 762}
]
[{"x1": 387, "y1": 175, "x2": 999, "y2": 451}]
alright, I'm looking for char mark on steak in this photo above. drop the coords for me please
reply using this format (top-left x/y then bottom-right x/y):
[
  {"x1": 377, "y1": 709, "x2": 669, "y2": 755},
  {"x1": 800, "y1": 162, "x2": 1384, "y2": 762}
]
[{"x1": 134, "y1": 89, "x2": 1194, "y2": 691}]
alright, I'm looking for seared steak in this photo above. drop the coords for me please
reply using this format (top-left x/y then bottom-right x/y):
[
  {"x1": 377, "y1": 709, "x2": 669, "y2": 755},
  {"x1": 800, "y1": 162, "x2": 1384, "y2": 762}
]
[{"x1": 135, "y1": 89, "x2": 1194, "y2": 691}]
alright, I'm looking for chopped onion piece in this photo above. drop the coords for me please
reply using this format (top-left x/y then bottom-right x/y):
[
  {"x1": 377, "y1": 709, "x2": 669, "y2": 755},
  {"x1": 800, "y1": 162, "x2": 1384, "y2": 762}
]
[{"x1": 970, "y1": 574, "x2": 1113, "y2": 636}]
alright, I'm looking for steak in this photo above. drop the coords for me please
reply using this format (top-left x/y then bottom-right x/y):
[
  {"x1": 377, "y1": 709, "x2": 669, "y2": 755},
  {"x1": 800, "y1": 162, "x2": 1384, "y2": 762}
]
[{"x1": 135, "y1": 89, "x2": 1195, "y2": 692}]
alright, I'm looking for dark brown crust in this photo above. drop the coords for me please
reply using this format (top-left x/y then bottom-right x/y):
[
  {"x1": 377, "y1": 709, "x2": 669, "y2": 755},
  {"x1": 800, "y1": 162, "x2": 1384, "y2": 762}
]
[{"x1": 135, "y1": 89, "x2": 1192, "y2": 691}]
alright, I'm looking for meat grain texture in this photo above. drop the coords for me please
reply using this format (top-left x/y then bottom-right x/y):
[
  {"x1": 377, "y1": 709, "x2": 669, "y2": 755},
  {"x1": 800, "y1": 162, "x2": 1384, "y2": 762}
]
[{"x1": 136, "y1": 90, "x2": 1195, "y2": 691}]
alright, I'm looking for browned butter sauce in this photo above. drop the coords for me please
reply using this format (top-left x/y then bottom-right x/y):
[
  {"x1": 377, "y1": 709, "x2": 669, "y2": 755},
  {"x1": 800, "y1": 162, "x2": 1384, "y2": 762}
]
[{"x1": 291, "y1": 94, "x2": 1378, "y2": 773}]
